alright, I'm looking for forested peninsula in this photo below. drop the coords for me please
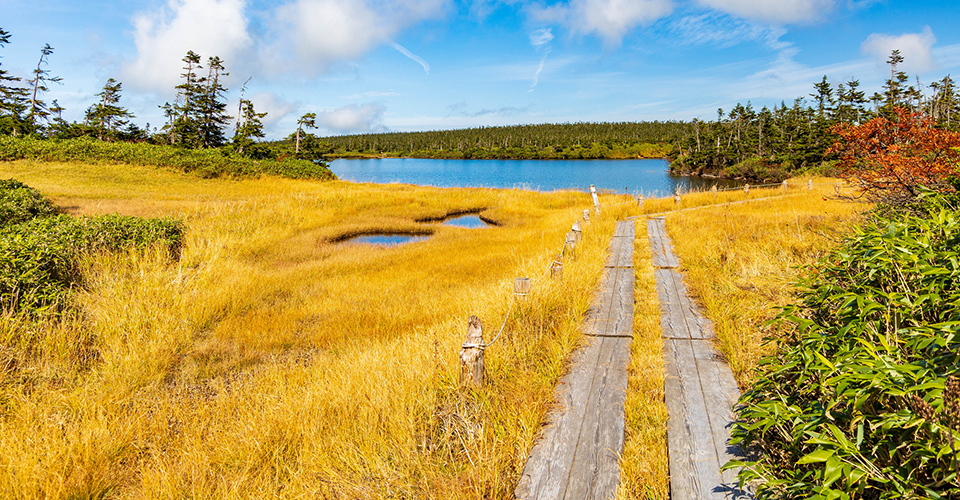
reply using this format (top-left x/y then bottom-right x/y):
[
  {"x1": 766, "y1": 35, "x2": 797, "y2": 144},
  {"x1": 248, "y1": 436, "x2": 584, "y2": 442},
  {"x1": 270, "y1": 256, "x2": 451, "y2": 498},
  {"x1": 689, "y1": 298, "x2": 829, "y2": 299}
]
[{"x1": 305, "y1": 121, "x2": 689, "y2": 160}]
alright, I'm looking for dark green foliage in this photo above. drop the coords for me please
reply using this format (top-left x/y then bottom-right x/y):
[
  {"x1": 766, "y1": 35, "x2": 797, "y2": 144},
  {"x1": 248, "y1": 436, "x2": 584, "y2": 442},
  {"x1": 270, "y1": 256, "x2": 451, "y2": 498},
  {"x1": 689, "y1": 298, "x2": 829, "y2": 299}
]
[
  {"x1": 0, "y1": 136, "x2": 335, "y2": 180},
  {"x1": 728, "y1": 194, "x2": 960, "y2": 499},
  {"x1": 308, "y1": 121, "x2": 689, "y2": 160},
  {"x1": 0, "y1": 180, "x2": 186, "y2": 315},
  {"x1": 0, "y1": 178, "x2": 57, "y2": 226}
]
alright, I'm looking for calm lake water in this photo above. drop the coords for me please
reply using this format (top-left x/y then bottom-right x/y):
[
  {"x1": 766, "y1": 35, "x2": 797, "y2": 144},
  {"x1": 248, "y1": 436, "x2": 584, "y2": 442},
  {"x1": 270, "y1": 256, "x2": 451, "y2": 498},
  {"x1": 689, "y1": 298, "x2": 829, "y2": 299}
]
[{"x1": 330, "y1": 158, "x2": 741, "y2": 196}]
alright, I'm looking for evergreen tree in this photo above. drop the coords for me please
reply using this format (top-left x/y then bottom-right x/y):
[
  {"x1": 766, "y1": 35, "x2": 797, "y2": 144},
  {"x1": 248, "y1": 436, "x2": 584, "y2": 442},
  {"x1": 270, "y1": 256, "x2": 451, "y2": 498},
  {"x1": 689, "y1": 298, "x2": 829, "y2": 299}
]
[
  {"x1": 0, "y1": 28, "x2": 30, "y2": 136},
  {"x1": 26, "y1": 43, "x2": 62, "y2": 129},
  {"x1": 882, "y1": 49, "x2": 909, "y2": 114},
  {"x1": 195, "y1": 56, "x2": 229, "y2": 148},
  {"x1": 233, "y1": 99, "x2": 266, "y2": 154},
  {"x1": 295, "y1": 112, "x2": 317, "y2": 153},
  {"x1": 85, "y1": 78, "x2": 134, "y2": 141}
]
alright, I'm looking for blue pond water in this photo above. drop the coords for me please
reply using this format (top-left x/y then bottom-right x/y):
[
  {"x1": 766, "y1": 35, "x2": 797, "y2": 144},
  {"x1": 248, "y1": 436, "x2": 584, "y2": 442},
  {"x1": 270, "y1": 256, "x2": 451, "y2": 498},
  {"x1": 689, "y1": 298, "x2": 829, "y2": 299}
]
[
  {"x1": 348, "y1": 234, "x2": 429, "y2": 246},
  {"x1": 441, "y1": 215, "x2": 489, "y2": 228},
  {"x1": 330, "y1": 158, "x2": 741, "y2": 195}
]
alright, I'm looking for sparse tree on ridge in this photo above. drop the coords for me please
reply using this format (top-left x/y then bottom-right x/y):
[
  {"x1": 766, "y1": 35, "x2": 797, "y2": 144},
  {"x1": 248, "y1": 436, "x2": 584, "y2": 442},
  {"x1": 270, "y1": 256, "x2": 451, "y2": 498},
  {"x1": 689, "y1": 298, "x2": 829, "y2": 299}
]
[
  {"x1": 26, "y1": 43, "x2": 62, "y2": 127},
  {"x1": 233, "y1": 99, "x2": 267, "y2": 154},
  {"x1": 295, "y1": 112, "x2": 316, "y2": 153},
  {"x1": 0, "y1": 27, "x2": 30, "y2": 136},
  {"x1": 85, "y1": 78, "x2": 134, "y2": 141}
]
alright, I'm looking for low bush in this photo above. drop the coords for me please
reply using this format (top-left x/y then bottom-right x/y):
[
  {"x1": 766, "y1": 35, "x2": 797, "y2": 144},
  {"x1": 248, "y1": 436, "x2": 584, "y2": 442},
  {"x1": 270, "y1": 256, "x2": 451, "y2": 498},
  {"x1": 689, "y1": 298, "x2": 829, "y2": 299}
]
[
  {"x1": 0, "y1": 178, "x2": 58, "y2": 226},
  {"x1": 0, "y1": 136, "x2": 336, "y2": 180},
  {"x1": 0, "y1": 179, "x2": 185, "y2": 315},
  {"x1": 729, "y1": 193, "x2": 960, "y2": 499}
]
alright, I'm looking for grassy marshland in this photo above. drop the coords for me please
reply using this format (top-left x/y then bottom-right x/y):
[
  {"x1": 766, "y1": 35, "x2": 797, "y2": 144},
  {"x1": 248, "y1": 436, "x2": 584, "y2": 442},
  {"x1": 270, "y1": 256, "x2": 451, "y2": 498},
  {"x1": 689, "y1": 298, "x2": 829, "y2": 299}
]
[
  {"x1": 0, "y1": 159, "x2": 871, "y2": 498},
  {"x1": 0, "y1": 159, "x2": 644, "y2": 498}
]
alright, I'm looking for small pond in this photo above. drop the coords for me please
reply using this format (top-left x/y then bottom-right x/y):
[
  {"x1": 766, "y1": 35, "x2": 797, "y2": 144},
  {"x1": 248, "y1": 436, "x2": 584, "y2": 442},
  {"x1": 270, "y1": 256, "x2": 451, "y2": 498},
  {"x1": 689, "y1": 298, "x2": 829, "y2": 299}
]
[
  {"x1": 345, "y1": 234, "x2": 429, "y2": 246},
  {"x1": 440, "y1": 214, "x2": 490, "y2": 228}
]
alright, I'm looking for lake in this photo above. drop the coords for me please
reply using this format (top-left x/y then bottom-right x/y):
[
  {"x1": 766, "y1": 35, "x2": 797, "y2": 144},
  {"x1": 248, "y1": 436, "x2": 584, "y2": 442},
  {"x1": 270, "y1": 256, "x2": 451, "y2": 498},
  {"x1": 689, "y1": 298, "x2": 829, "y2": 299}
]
[{"x1": 329, "y1": 158, "x2": 741, "y2": 196}]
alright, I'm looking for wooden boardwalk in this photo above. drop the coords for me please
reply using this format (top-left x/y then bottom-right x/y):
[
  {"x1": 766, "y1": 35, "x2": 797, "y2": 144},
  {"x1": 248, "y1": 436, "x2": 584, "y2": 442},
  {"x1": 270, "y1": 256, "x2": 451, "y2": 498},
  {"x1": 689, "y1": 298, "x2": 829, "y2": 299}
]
[
  {"x1": 647, "y1": 217, "x2": 752, "y2": 499},
  {"x1": 515, "y1": 221, "x2": 636, "y2": 500}
]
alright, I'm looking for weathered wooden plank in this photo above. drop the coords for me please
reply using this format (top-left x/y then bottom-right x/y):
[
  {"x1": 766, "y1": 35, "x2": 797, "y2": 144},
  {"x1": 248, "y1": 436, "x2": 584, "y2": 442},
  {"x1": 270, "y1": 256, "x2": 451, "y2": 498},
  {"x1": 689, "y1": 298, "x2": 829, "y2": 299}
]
[
  {"x1": 647, "y1": 218, "x2": 679, "y2": 269},
  {"x1": 516, "y1": 220, "x2": 636, "y2": 500},
  {"x1": 664, "y1": 338, "x2": 725, "y2": 499}
]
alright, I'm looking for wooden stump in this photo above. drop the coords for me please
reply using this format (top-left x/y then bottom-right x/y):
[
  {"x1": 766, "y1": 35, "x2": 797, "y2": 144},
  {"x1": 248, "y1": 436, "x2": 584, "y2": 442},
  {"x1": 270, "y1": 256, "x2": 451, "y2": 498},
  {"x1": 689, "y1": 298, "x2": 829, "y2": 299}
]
[
  {"x1": 809, "y1": 179, "x2": 813, "y2": 190},
  {"x1": 550, "y1": 259, "x2": 563, "y2": 280},
  {"x1": 583, "y1": 209, "x2": 590, "y2": 222},
  {"x1": 744, "y1": 184, "x2": 750, "y2": 194},
  {"x1": 571, "y1": 222, "x2": 582, "y2": 243},
  {"x1": 636, "y1": 194, "x2": 644, "y2": 208},
  {"x1": 565, "y1": 231, "x2": 577, "y2": 258},
  {"x1": 460, "y1": 316, "x2": 484, "y2": 387},
  {"x1": 712, "y1": 185, "x2": 718, "y2": 199},
  {"x1": 782, "y1": 180, "x2": 788, "y2": 189},
  {"x1": 514, "y1": 277, "x2": 532, "y2": 298},
  {"x1": 674, "y1": 193, "x2": 681, "y2": 205},
  {"x1": 589, "y1": 185, "x2": 600, "y2": 215}
]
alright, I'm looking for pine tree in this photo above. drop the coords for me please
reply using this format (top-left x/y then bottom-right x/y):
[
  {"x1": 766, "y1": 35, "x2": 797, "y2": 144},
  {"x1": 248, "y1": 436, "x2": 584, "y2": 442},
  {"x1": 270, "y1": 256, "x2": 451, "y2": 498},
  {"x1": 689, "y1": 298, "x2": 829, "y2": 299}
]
[
  {"x1": 85, "y1": 78, "x2": 134, "y2": 141},
  {"x1": 233, "y1": 99, "x2": 266, "y2": 154},
  {"x1": 882, "y1": 50, "x2": 909, "y2": 115},
  {"x1": 295, "y1": 112, "x2": 317, "y2": 153},
  {"x1": 195, "y1": 56, "x2": 229, "y2": 148},
  {"x1": 26, "y1": 43, "x2": 62, "y2": 129},
  {"x1": 0, "y1": 28, "x2": 30, "y2": 136}
]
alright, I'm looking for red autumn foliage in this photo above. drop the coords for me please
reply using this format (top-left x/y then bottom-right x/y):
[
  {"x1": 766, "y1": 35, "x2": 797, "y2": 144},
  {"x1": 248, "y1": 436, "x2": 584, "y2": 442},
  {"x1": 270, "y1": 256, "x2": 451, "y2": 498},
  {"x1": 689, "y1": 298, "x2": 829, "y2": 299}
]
[{"x1": 829, "y1": 107, "x2": 960, "y2": 203}]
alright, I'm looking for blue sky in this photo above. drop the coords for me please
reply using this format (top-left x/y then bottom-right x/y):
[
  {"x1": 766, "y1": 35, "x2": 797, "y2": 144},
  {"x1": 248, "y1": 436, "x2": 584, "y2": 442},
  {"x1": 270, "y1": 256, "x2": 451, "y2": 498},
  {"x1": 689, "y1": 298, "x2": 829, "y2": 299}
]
[{"x1": 2, "y1": 0, "x2": 959, "y2": 139}]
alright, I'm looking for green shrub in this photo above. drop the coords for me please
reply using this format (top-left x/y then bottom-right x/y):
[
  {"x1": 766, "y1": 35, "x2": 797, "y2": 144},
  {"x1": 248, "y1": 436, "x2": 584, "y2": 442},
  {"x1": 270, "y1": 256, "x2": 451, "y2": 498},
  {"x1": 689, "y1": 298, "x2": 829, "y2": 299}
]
[
  {"x1": 0, "y1": 136, "x2": 336, "y2": 181},
  {"x1": 729, "y1": 194, "x2": 960, "y2": 499},
  {"x1": 0, "y1": 178, "x2": 58, "y2": 227},
  {"x1": 0, "y1": 179, "x2": 185, "y2": 317}
]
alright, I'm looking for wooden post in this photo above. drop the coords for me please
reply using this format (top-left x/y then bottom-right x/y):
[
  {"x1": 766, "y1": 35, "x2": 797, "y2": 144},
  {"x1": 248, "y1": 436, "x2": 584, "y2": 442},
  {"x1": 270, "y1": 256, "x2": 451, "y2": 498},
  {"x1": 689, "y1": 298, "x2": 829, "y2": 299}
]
[
  {"x1": 636, "y1": 194, "x2": 644, "y2": 209},
  {"x1": 782, "y1": 180, "x2": 788, "y2": 190},
  {"x1": 589, "y1": 185, "x2": 600, "y2": 215},
  {"x1": 514, "y1": 277, "x2": 532, "y2": 298},
  {"x1": 460, "y1": 316, "x2": 484, "y2": 387},
  {"x1": 571, "y1": 222, "x2": 582, "y2": 243},
  {"x1": 835, "y1": 179, "x2": 841, "y2": 194},
  {"x1": 674, "y1": 193, "x2": 681, "y2": 205},
  {"x1": 711, "y1": 185, "x2": 718, "y2": 199},
  {"x1": 744, "y1": 184, "x2": 750, "y2": 194},
  {"x1": 582, "y1": 209, "x2": 590, "y2": 222},
  {"x1": 565, "y1": 231, "x2": 577, "y2": 258},
  {"x1": 550, "y1": 259, "x2": 563, "y2": 280},
  {"x1": 808, "y1": 179, "x2": 813, "y2": 190}
]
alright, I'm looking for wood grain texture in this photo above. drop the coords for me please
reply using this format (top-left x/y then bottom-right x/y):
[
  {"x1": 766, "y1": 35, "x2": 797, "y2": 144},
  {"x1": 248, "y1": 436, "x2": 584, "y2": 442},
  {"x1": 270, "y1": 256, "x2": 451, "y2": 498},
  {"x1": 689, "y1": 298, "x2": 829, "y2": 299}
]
[
  {"x1": 647, "y1": 218, "x2": 752, "y2": 500},
  {"x1": 515, "y1": 221, "x2": 636, "y2": 500}
]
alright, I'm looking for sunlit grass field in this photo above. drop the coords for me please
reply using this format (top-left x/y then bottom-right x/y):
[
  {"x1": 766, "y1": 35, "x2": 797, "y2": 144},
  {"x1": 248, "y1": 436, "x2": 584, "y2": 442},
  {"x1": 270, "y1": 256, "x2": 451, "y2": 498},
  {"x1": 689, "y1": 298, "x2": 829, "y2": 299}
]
[
  {"x1": 0, "y1": 159, "x2": 641, "y2": 498},
  {"x1": 1, "y1": 159, "x2": 870, "y2": 499}
]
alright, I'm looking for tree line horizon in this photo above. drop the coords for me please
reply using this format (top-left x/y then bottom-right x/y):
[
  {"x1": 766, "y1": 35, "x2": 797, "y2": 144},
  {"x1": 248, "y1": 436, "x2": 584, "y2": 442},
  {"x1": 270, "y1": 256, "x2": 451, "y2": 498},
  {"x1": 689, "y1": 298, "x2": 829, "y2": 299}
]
[{"x1": 2, "y1": 24, "x2": 959, "y2": 181}]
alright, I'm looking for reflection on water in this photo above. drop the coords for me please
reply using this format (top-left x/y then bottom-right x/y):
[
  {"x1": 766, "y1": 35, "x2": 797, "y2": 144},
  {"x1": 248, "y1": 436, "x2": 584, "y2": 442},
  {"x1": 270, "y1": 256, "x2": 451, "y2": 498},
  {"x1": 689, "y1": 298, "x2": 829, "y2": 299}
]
[
  {"x1": 330, "y1": 158, "x2": 745, "y2": 196},
  {"x1": 441, "y1": 215, "x2": 490, "y2": 228},
  {"x1": 346, "y1": 234, "x2": 429, "y2": 246}
]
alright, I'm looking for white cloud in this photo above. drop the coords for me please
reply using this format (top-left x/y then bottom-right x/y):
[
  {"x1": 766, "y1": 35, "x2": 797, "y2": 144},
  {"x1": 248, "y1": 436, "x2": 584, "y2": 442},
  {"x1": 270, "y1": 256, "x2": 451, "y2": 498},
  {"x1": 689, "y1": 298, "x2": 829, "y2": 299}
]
[
  {"x1": 694, "y1": 0, "x2": 834, "y2": 25},
  {"x1": 531, "y1": 0, "x2": 674, "y2": 46},
  {"x1": 861, "y1": 26, "x2": 937, "y2": 74},
  {"x1": 669, "y1": 13, "x2": 788, "y2": 49},
  {"x1": 271, "y1": 0, "x2": 447, "y2": 74},
  {"x1": 123, "y1": 0, "x2": 252, "y2": 93},
  {"x1": 317, "y1": 103, "x2": 387, "y2": 134},
  {"x1": 530, "y1": 28, "x2": 554, "y2": 47},
  {"x1": 390, "y1": 42, "x2": 430, "y2": 73},
  {"x1": 247, "y1": 92, "x2": 296, "y2": 132}
]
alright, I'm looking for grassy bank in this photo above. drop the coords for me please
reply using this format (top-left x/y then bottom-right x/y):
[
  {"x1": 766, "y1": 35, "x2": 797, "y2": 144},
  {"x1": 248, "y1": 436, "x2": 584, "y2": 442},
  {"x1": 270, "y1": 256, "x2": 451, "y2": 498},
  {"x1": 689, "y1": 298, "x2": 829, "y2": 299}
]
[{"x1": 0, "y1": 159, "x2": 642, "y2": 498}]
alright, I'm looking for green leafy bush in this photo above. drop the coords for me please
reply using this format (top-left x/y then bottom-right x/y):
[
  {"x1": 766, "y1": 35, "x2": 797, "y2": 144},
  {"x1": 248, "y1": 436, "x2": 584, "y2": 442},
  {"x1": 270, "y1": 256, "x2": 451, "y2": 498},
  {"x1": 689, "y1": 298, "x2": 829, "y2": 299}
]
[
  {"x1": 0, "y1": 179, "x2": 186, "y2": 315},
  {"x1": 729, "y1": 194, "x2": 960, "y2": 499},
  {"x1": 0, "y1": 136, "x2": 336, "y2": 180},
  {"x1": 0, "y1": 178, "x2": 58, "y2": 226}
]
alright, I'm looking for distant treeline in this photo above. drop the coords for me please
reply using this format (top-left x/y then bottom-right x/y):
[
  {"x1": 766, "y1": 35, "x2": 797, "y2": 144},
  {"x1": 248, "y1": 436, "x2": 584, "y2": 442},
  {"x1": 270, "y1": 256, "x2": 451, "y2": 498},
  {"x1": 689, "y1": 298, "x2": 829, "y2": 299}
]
[
  {"x1": 312, "y1": 121, "x2": 692, "y2": 160},
  {"x1": 671, "y1": 50, "x2": 960, "y2": 181}
]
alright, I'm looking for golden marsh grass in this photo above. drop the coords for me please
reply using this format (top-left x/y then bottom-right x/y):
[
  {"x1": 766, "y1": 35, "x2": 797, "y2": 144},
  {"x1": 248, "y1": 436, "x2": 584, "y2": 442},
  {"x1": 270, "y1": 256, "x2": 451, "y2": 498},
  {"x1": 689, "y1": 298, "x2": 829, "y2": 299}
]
[{"x1": 0, "y1": 159, "x2": 643, "y2": 498}]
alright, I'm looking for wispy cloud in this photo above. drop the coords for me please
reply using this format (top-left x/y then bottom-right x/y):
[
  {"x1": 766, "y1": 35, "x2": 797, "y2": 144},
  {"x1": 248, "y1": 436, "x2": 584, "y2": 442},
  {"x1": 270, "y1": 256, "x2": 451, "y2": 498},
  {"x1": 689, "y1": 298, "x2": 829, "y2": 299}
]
[
  {"x1": 693, "y1": 0, "x2": 835, "y2": 25},
  {"x1": 529, "y1": 28, "x2": 554, "y2": 47},
  {"x1": 668, "y1": 12, "x2": 788, "y2": 50},
  {"x1": 446, "y1": 101, "x2": 532, "y2": 117},
  {"x1": 529, "y1": 0, "x2": 673, "y2": 47},
  {"x1": 862, "y1": 26, "x2": 937, "y2": 74},
  {"x1": 530, "y1": 56, "x2": 547, "y2": 91},
  {"x1": 389, "y1": 42, "x2": 430, "y2": 73},
  {"x1": 317, "y1": 103, "x2": 388, "y2": 134}
]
